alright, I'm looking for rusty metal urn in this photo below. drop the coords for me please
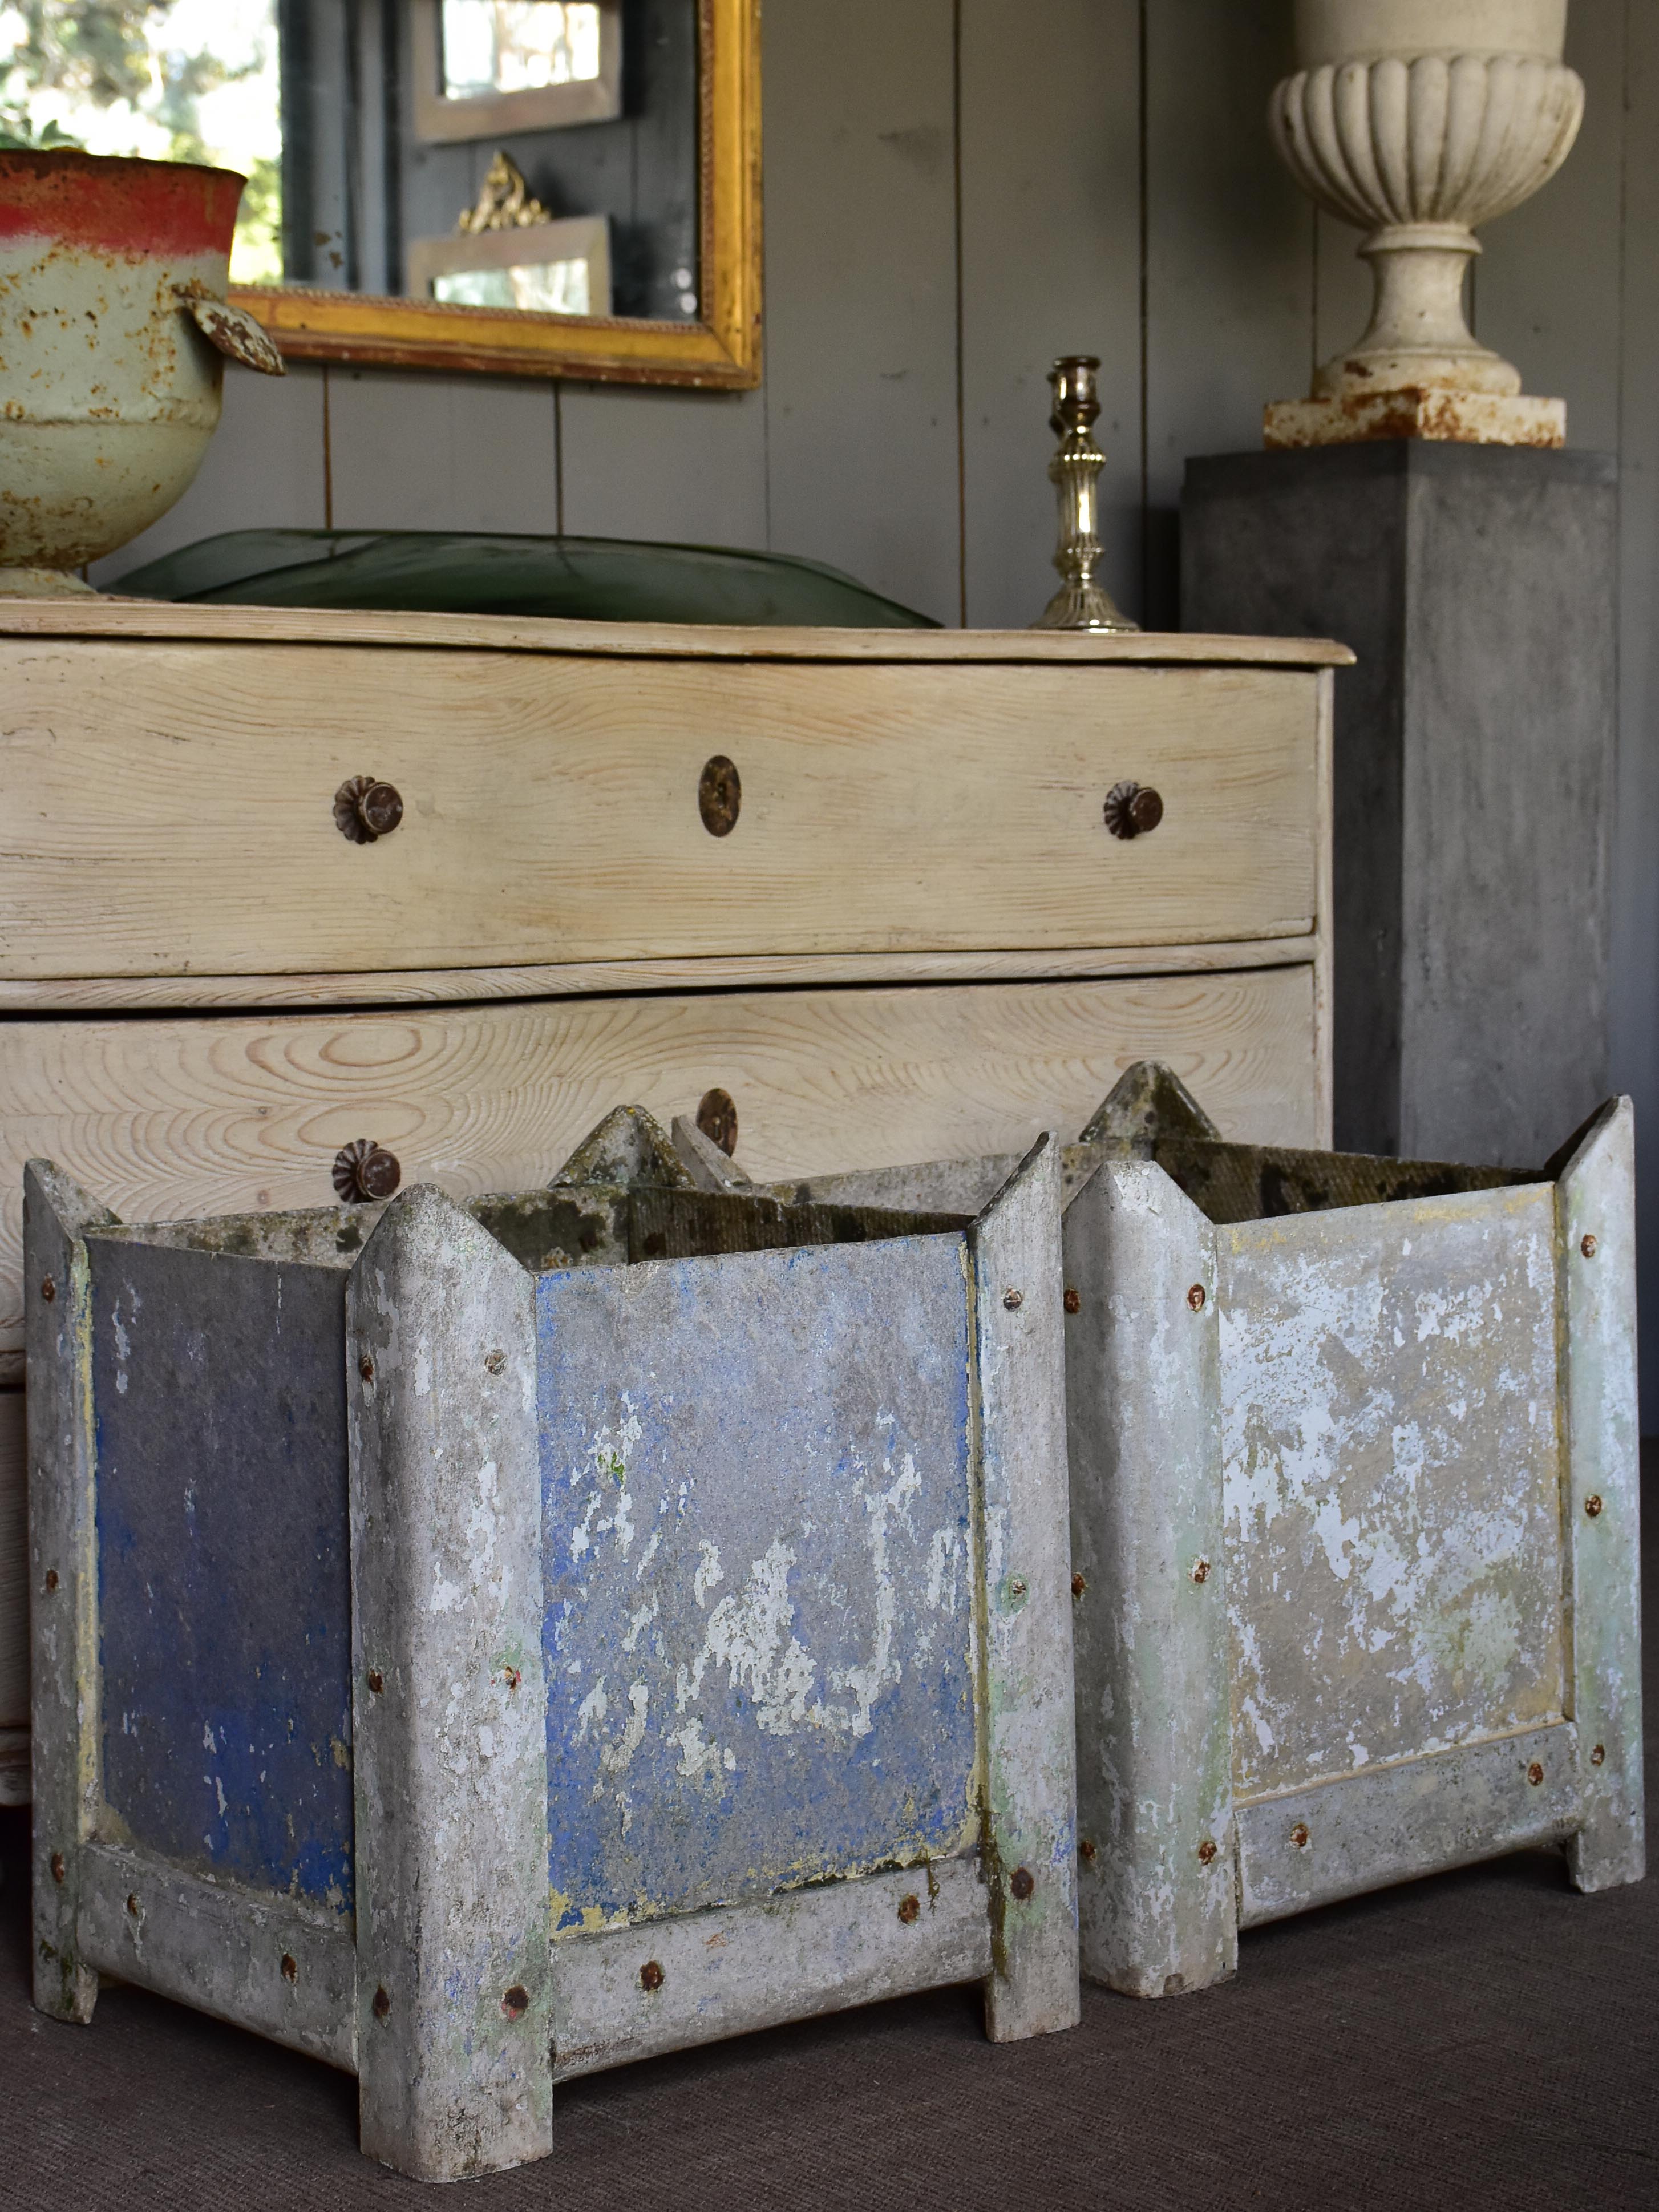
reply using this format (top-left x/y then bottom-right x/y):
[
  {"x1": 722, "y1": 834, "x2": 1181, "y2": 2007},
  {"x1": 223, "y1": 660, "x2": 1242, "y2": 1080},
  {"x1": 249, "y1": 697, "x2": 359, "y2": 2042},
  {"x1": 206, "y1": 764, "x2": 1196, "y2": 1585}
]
[{"x1": 0, "y1": 151, "x2": 284, "y2": 595}]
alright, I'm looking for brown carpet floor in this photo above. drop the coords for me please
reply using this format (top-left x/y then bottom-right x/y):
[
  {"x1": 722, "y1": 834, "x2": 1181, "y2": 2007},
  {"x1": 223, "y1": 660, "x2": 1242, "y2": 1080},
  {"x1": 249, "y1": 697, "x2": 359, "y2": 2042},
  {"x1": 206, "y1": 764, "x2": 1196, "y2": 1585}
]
[{"x1": 3, "y1": 1454, "x2": 1654, "y2": 2210}]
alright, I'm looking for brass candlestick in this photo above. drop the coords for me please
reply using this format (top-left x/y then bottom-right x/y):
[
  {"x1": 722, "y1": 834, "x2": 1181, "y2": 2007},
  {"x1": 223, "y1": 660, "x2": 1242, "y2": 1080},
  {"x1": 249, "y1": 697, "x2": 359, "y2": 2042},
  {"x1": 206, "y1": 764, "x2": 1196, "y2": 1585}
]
[{"x1": 1031, "y1": 355, "x2": 1138, "y2": 633}]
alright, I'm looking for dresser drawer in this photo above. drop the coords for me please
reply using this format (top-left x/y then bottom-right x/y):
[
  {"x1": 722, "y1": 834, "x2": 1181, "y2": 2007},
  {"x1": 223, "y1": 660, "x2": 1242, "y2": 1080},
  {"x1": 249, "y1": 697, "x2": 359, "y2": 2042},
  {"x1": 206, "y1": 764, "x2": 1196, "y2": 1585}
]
[
  {"x1": 0, "y1": 967, "x2": 1317, "y2": 1376},
  {"x1": 0, "y1": 642, "x2": 1320, "y2": 980}
]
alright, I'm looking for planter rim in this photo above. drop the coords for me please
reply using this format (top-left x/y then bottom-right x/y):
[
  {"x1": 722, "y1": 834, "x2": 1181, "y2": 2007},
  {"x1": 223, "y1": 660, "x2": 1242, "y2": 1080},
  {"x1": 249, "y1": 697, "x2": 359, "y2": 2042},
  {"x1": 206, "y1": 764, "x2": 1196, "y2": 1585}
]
[
  {"x1": 1293, "y1": 0, "x2": 1568, "y2": 67},
  {"x1": 0, "y1": 149, "x2": 245, "y2": 257}
]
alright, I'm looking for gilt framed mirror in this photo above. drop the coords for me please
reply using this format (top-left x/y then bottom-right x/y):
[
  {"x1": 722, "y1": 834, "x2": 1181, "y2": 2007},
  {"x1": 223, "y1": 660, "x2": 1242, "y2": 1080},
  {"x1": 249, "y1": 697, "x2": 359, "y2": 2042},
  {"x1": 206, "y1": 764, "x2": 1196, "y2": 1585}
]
[{"x1": 0, "y1": 0, "x2": 760, "y2": 385}]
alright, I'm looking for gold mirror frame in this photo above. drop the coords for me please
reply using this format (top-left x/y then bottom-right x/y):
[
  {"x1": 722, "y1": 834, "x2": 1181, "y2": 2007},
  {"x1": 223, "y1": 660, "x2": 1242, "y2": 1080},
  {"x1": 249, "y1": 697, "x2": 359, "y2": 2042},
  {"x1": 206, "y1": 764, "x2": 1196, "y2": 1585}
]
[{"x1": 231, "y1": 0, "x2": 760, "y2": 387}]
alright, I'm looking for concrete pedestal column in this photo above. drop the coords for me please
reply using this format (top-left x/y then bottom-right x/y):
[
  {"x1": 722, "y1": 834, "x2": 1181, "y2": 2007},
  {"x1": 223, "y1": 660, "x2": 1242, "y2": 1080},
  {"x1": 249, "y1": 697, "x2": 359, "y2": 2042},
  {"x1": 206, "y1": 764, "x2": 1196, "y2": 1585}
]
[{"x1": 1182, "y1": 442, "x2": 1616, "y2": 1168}]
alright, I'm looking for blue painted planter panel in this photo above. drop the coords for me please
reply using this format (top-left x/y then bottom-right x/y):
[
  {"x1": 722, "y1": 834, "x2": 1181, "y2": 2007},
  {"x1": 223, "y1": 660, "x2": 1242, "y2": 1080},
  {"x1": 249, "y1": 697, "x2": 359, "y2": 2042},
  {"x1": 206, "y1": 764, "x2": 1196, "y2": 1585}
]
[
  {"x1": 90, "y1": 1239, "x2": 355, "y2": 1914},
  {"x1": 538, "y1": 1235, "x2": 978, "y2": 1931}
]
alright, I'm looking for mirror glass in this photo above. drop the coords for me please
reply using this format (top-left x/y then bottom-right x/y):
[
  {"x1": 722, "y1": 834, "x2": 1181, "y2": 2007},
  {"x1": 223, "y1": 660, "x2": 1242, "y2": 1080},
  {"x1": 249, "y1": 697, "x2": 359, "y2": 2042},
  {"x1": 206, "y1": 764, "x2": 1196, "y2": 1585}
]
[{"x1": 0, "y1": 0, "x2": 699, "y2": 324}]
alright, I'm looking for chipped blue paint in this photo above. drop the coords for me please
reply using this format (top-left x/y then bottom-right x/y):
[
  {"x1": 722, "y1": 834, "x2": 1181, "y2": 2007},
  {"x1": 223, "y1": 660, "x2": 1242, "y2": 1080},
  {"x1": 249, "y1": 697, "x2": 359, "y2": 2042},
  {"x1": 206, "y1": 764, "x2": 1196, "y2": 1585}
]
[
  {"x1": 89, "y1": 1239, "x2": 355, "y2": 1914},
  {"x1": 537, "y1": 1236, "x2": 979, "y2": 1931}
]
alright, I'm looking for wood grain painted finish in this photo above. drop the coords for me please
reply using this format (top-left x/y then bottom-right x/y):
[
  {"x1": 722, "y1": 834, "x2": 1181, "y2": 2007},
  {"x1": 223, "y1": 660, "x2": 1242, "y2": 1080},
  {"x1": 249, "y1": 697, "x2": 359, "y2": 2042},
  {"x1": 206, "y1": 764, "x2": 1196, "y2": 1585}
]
[
  {"x1": 0, "y1": 645, "x2": 1320, "y2": 979},
  {"x1": 0, "y1": 968, "x2": 1317, "y2": 1377},
  {"x1": 0, "y1": 1390, "x2": 22, "y2": 1738}
]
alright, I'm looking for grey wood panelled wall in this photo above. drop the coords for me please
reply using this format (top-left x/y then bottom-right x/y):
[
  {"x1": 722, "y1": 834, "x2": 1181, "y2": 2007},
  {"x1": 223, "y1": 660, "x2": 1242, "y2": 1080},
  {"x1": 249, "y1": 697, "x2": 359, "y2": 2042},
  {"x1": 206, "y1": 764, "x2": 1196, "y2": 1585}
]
[{"x1": 96, "y1": 0, "x2": 1659, "y2": 1423}]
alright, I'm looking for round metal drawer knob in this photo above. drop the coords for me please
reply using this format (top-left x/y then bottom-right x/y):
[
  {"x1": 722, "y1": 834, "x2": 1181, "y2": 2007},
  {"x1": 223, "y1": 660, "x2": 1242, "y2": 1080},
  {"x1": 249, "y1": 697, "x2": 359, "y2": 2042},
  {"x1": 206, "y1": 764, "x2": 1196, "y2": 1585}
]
[
  {"x1": 334, "y1": 775, "x2": 405, "y2": 844},
  {"x1": 333, "y1": 1139, "x2": 402, "y2": 1203},
  {"x1": 1103, "y1": 779, "x2": 1164, "y2": 839},
  {"x1": 696, "y1": 1087, "x2": 739, "y2": 1156}
]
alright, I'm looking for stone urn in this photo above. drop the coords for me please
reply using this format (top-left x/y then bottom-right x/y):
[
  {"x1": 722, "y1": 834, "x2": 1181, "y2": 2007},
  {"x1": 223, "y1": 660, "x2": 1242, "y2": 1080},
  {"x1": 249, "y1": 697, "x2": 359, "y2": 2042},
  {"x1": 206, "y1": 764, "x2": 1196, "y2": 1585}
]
[
  {"x1": 1264, "y1": 0, "x2": 1584, "y2": 446},
  {"x1": 0, "y1": 151, "x2": 285, "y2": 595}
]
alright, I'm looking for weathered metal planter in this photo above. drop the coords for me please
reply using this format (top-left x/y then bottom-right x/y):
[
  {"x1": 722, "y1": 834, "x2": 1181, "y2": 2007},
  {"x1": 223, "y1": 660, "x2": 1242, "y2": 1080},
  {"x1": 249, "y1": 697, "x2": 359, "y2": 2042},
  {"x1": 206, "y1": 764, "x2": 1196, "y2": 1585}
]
[
  {"x1": 764, "y1": 1065, "x2": 1645, "y2": 1993},
  {"x1": 0, "y1": 150, "x2": 283, "y2": 594},
  {"x1": 27, "y1": 1110, "x2": 1078, "y2": 2181}
]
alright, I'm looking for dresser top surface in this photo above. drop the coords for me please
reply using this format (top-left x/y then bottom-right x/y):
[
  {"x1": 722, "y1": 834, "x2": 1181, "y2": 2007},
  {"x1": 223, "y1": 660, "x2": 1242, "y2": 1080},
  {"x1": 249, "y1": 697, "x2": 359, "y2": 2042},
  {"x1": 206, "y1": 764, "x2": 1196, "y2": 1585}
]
[{"x1": 0, "y1": 598, "x2": 1355, "y2": 667}]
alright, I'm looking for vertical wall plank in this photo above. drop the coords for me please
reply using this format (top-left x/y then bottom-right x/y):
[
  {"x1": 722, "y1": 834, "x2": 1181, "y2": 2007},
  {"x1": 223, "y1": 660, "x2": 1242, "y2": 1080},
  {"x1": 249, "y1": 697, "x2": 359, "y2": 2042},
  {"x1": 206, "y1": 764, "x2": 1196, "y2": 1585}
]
[
  {"x1": 1474, "y1": 0, "x2": 1626, "y2": 454},
  {"x1": 761, "y1": 0, "x2": 960, "y2": 622},
  {"x1": 957, "y1": 0, "x2": 1141, "y2": 629},
  {"x1": 92, "y1": 363, "x2": 329, "y2": 587},
  {"x1": 326, "y1": 369, "x2": 560, "y2": 531},
  {"x1": 559, "y1": 385, "x2": 768, "y2": 544},
  {"x1": 1313, "y1": 207, "x2": 1372, "y2": 382},
  {"x1": 1144, "y1": 0, "x2": 1309, "y2": 626},
  {"x1": 1616, "y1": 0, "x2": 1659, "y2": 1424}
]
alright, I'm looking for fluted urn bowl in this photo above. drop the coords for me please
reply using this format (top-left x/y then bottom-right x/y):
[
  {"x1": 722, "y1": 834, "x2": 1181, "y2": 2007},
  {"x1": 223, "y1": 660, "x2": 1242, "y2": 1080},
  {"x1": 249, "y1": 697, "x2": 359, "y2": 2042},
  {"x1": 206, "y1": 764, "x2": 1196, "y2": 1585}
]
[
  {"x1": 1268, "y1": 1, "x2": 1583, "y2": 438},
  {"x1": 0, "y1": 151, "x2": 284, "y2": 593}
]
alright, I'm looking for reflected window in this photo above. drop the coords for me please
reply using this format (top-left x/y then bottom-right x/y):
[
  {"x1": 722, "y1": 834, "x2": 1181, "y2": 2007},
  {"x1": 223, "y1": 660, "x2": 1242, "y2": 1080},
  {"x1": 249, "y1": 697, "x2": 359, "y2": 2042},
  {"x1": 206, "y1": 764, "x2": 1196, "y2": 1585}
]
[{"x1": 440, "y1": 1, "x2": 602, "y2": 99}]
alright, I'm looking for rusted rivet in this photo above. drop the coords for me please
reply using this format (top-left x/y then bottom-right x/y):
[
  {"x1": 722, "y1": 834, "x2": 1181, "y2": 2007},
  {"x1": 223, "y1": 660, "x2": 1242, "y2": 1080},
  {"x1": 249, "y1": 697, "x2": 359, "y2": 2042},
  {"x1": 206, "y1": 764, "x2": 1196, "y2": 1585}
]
[
  {"x1": 640, "y1": 1959, "x2": 665, "y2": 1992},
  {"x1": 50, "y1": 1852, "x2": 65, "y2": 1885},
  {"x1": 697, "y1": 1086, "x2": 739, "y2": 1156},
  {"x1": 502, "y1": 1666, "x2": 521, "y2": 1692},
  {"x1": 1187, "y1": 1283, "x2": 1206, "y2": 1312},
  {"x1": 484, "y1": 1349, "x2": 505, "y2": 1374},
  {"x1": 1010, "y1": 1866, "x2": 1035, "y2": 1900},
  {"x1": 1528, "y1": 1762, "x2": 1544, "y2": 1786},
  {"x1": 333, "y1": 1139, "x2": 401, "y2": 1204},
  {"x1": 43, "y1": 1568, "x2": 58, "y2": 1593},
  {"x1": 1063, "y1": 1285, "x2": 1081, "y2": 1315},
  {"x1": 698, "y1": 754, "x2": 741, "y2": 837},
  {"x1": 372, "y1": 1985, "x2": 391, "y2": 2020},
  {"x1": 1591, "y1": 1744, "x2": 1606, "y2": 1766},
  {"x1": 366, "y1": 1669, "x2": 385, "y2": 1695},
  {"x1": 1008, "y1": 1576, "x2": 1027, "y2": 1599},
  {"x1": 1197, "y1": 1839, "x2": 1218, "y2": 1866},
  {"x1": 1581, "y1": 1232, "x2": 1599, "y2": 1259},
  {"x1": 1584, "y1": 1494, "x2": 1603, "y2": 1518},
  {"x1": 1003, "y1": 1288, "x2": 1024, "y2": 1310},
  {"x1": 1289, "y1": 1823, "x2": 1309, "y2": 1849},
  {"x1": 334, "y1": 774, "x2": 404, "y2": 844},
  {"x1": 897, "y1": 1893, "x2": 921, "y2": 1924},
  {"x1": 1078, "y1": 1839, "x2": 1096, "y2": 1863},
  {"x1": 40, "y1": 1276, "x2": 55, "y2": 1303},
  {"x1": 1190, "y1": 1556, "x2": 1211, "y2": 1585},
  {"x1": 1103, "y1": 780, "x2": 1164, "y2": 840},
  {"x1": 281, "y1": 1952, "x2": 298, "y2": 1984},
  {"x1": 358, "y1": 1354, "x2": 375, "y2": 1383},
  {"x1": 501, "y1": 1984, "x2": 529, "y2": 2019},
  {"x1": 1071, "y1": 1571, "x2": 1087, "y2": 1599},
  {"x1": 126, "y1": 1892, "x2": 140, "y2": 1919}
]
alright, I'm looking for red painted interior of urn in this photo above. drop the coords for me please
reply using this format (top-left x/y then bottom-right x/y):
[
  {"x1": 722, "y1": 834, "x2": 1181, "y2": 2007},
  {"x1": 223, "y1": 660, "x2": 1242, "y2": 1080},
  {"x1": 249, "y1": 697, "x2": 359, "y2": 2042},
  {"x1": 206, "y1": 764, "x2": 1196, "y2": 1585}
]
[{"x1": 0, "y1": 150, "x2": 244, "y2": 257}]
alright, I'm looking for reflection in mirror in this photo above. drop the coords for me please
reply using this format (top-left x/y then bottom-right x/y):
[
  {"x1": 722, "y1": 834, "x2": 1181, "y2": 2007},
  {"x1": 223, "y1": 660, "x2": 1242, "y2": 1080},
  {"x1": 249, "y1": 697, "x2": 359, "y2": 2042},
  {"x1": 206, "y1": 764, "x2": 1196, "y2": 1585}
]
[{"x1": 0, "y1": 0, "x2": 693, "y2": 321}]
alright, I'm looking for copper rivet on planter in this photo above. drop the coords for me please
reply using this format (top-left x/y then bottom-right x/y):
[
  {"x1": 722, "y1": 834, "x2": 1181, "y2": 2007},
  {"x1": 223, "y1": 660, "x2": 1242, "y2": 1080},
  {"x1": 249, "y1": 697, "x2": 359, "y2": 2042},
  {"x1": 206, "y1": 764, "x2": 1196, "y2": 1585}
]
[
  {"x1": 373, "y1": 1986, "x2": 391, "y2": 2020},
  {"x1": 696, "y1": 1087, "x2": 739, "y2": 1156},
  {"x1": 1003, "y1": 1288, "x2": 1024, "y2": 1310},
  {"x1": 1078, "y1": 1839, "x2": 1096, "y2": 1863},
  {"x1": 1581, "y1": 1233, "x2": 1599, "y2": 1258},
  {"x1": 50, "y1": 1853, "x2": 65, "y2": 1885},
  {"x1": 1197, "y1": 1839, "x2": 1218, "y2": 1866},
  {"x1": 334, "y1": 775, "x2": 404, "y2": 844},
  {"x1": 1585, "y1": 1495, "x2": 1603, "y2": 1518},
  {"x1": 1187, "y1": 1283, "x2": 1206, "y2": 1312},
  {"x1": 40, "y1": 1276, "x2": 54, "y2": 1302},
  {"x1": 1063, "y1": 1286, "x2": 1081, "y2": 1314},
  {"x1": 1528, "y1": 1762, "x2": 1544, "y2": 1786},
  {"x1": 1009, "y1": 1576, "x2": 1027, "y2": 1599},
  {"x1": 1591, "y1": 1745, "x2": 1606, "y2": 1766},
  {"x1": 1191, "y1": 1556, "x2": 1211, "y2": 1585},
  {"x1": 126, "y1": 1893, "x2": 140, "y2": 1919},
  {"x1": 1071, "y1": 1571, "x2": 1087, "y2": 1599},
  {"x1": 1290, "y1": 1823, "x2": 1309, "y2": 1849},
  {"x1": 1010, "y1": 1867, "x2": 1035, "y2": 1900},
  {"x1": 897, "y1": 1894, "x2": 921, "y2": 1924},
  {"x1": 640, "y1": 1960, "x2": 665, "y2": 1992},
  {"x1": 43, "y1": 1569, "x2": 58, "y2": 1593},
  {"x1": 359, "y1": 1356, "x2": 374, "y2": 1383},
  {"x1": 501, "y1": 1984, "x2": 529, "y2": 2019},
  {"x1": 485, "y1": 1349, "x2": 505, "y2": 1374},
  {"x1": 698, "y1": 755, "x2": 741, "y2": 837},
  {"x1": 367, "y1": 1669, "x2": 384, "y2": 1695},
  {"x1": 281, "y1": 1953, "x2": 298, "y2": 1984}
]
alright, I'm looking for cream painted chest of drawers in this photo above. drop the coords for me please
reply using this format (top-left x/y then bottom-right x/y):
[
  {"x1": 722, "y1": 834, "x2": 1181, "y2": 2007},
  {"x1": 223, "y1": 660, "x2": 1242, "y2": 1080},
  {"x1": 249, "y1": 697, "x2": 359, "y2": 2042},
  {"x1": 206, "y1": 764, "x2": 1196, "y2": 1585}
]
[{"x1": 0, "y1": 600, "x2": 1348, "y2": 1796}]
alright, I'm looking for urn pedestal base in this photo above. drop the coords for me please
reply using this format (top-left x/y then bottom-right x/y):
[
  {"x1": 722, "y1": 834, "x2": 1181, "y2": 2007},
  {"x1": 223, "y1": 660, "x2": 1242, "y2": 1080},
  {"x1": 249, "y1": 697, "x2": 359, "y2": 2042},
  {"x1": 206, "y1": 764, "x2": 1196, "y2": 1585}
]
[
  {"x1": 1182, "y1": 442, "x2": 1614, "y2": 1169},
  {"x1": 1264, "y1": 390, "x2": 1566, "y2": 450}
]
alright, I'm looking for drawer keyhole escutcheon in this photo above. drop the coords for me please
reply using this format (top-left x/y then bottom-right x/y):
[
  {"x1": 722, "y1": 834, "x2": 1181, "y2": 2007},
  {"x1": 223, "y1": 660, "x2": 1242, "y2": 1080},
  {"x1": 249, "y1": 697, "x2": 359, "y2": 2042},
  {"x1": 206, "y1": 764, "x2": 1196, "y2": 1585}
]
[
  {"x1": 333, "y1": 1139, "x2": 403, "y2": 1203},
  {"x1": 1103, "y1": 779, "x2": 1163, "y2": 839},
  {"x1": 697, "y1": 1087, "x2": 739, "y2": 1156},
  {"x1": 698, "y1": 755, "x2": 741, "y2": 836},
  {"x1": 334, "y1": 775, "x2": 405, "y2": 844}
]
